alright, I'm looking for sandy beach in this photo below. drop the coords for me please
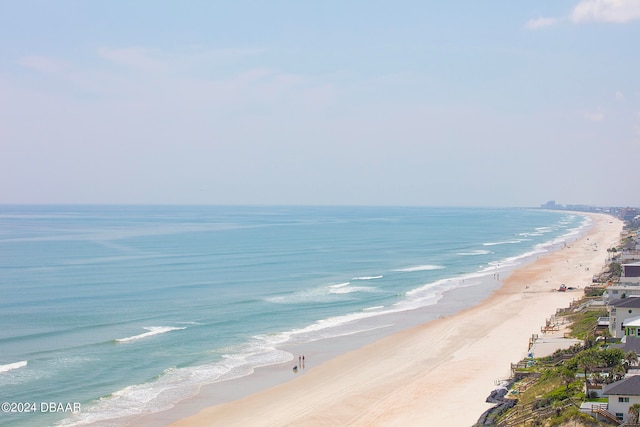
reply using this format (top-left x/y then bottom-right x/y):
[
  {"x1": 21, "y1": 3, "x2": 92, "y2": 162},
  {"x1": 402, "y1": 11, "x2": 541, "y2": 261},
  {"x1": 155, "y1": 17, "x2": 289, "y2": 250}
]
[{"x1": 164, "y1": 213, "x2": 622, "y2": 427}]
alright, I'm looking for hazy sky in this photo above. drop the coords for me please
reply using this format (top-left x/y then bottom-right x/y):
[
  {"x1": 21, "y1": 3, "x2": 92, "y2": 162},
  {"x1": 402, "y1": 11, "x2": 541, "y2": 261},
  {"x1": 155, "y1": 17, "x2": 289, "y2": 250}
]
[{"x1": 1, "y1": 1, "x2": 639, "y2": 207}]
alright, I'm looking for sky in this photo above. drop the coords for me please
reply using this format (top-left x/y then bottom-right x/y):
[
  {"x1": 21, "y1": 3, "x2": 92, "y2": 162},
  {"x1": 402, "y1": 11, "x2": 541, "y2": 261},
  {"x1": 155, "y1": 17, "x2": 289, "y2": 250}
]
[{"x1": 1, "y1": 0, "x2": 639, "y2": 207}]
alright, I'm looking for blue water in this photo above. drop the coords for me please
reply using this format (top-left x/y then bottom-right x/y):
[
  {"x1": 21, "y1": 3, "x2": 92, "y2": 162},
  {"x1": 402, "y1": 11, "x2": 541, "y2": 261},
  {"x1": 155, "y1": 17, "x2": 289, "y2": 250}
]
[{"x1": 0, "y1": 206, "x2": 588, "y2": 426}]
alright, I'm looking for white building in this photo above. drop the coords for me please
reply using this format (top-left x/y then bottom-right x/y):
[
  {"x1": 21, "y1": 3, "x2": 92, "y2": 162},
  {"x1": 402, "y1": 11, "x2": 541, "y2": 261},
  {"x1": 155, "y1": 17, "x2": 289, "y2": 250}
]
[
  {"x1": 620, "y1": 250, "x2": 640, "y2": 263},
  {"x1": 604, "y1": 262, "x2": 640, "y2": 303},
  {"x1": 606, "y1": 285, "x2": 640, "y2": 302},
  {"x1": 620, "y1": 262, "x2": 640, "y2": 286},
  {"x1": 623, "y1": 316, "x2": 640, "y2": 337},
  {"x1": 608, "y1": 297, "x2": 640, "y2": 339},
  {"x1": 606, "y1": 286, "x2": 640, "y2": 302},
  {"x1": 602, "y1": 375, "x2": 640, "y2": 423}
]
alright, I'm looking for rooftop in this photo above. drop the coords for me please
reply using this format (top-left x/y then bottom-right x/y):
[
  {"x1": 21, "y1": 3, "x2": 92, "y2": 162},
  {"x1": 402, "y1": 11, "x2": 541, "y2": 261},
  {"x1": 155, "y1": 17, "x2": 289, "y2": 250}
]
[
  {"x1": 610, "y1": 297, "x2": 640, "y2": 308},
  {"x1": 603, "y1": 375, "x2": 640, "y2": 397},
  {"x1": 613, "y1": 336, "x2": 640, "y2": 354},
  {"x1": 623, "y1": 315, "x2": 640, "y2": 327}
]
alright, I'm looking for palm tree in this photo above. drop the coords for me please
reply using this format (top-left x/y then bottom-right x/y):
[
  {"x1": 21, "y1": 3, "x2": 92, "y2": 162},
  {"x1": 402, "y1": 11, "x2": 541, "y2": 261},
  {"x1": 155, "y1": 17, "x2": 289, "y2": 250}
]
[
  {"x1": 591, "y1": 371, "x2": 604, "y2": 386},
  {"x1": 624, "y1": 350, "x2": 638, "y2": 371},
  {"x1": 611, "y1": 364, "x2": 626, "y2": 383},
  {"x1": 576, "y1": 350, "x2": 600, "y2": 398},
  {"x1": 584, "y1": 333, "x2": 596, "y2": 349},
  {"x1": 629, "y1": 403, "x2": 640, "y2": 425}
]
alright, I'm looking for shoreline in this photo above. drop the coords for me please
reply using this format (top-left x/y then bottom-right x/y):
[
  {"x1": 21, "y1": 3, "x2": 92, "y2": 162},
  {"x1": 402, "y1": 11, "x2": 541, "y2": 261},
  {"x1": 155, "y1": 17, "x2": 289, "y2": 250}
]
[{"x1": 138, "y1": 212, "x2": 622, "y2": 427}]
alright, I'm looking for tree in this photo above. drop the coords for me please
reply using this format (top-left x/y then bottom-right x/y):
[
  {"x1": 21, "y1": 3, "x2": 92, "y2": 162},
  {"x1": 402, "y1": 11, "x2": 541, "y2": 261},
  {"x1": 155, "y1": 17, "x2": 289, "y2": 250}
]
[
  {"x1": 558, "y1": 365, "x2": 577, "y2": 391},
  {"x1": 584, "y1": 333, "x2": 596, "y2": 349},
  {"x1": 575, "y1": 349, "x2": 600, "y2": 397},
  {"x1": 609, "y1": 262, "x2": 622, "y2": 278},
  {"x1": 591, "y1": 371, "x2": 604, "y2": 386},
  {"x1": 611, "y1": 364, "x2": 626, "y2": 383},
  {"x1": 624, "y1": 350, "x2": 639, "y2": 371},
  {"x1": 629, "y1": 403, "x2": 640, "y2": 425},
  {"x1": 600, "y1": 348, "x2": 625, "y2": 367}
]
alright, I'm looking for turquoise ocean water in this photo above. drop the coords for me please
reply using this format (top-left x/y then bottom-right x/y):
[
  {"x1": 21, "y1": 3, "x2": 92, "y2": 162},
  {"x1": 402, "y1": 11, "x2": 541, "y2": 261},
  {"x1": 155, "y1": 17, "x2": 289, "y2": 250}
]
[{"x1": 0, "y1": 206, "x2": 588, "y2": 426}]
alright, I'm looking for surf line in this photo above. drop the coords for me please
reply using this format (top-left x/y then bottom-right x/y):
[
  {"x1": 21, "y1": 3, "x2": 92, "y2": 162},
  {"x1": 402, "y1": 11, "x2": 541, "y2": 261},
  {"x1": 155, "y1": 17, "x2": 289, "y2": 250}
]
[{"x1": 115, "y1": 327, "x2": 186, "y2": 343}]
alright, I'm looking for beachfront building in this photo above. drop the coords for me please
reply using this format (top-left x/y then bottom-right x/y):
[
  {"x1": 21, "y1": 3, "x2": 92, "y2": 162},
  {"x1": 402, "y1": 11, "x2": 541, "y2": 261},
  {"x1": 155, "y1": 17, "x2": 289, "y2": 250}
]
[
  {"x1": 620, "y1": 249, "x2": 640, "y2": 263},
  {"x1": 604, "y1": 262, "x2": 640, "y2": 303},
  {"x1": 614, "y1": 336, "x2": 640, "y2": 355},
  {"x1": 621, "y1": 262, "x2": 640, "y2": 285},
  {"x1": 624, "y1": 316, "x2": 640, "y2": 337},
  {"x1": 606, "y1": 286, "x2": 640, "y2": 302},
  {"x1": 608, "y1": 297, "x2": 640, "y2": 339},
  {"x1": 602, "y1": 375, "x2": 640, "y2": 423}
]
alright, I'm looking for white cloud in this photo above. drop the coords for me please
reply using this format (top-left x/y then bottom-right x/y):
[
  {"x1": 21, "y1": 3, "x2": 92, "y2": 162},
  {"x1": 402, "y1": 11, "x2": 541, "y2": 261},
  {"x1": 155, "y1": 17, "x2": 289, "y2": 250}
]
[
  {"x1": 616, "y1": 90, "x2": 625, "y2": 100},
  {"x1": 528, "y1": 0, "x2": 640, "y2": 27},
  {"x1": 524, "y1": 16, "x2": 559, "y2": 29},
  {"x1": 571, "y1": 0, "x2": 640, "y2": 23}
]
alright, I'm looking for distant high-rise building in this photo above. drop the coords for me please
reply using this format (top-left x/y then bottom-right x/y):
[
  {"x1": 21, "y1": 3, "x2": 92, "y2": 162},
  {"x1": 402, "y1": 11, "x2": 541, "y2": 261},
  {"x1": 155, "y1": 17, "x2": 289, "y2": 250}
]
[{"x1": 541, "y1": 200, "x2": 561, "y2": 209}]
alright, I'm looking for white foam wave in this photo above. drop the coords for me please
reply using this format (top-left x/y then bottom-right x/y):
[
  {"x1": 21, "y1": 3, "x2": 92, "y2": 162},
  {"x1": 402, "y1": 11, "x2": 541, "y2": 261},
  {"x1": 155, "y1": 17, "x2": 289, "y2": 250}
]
[
  {"x1": 329, "y1": 285, "x2": 376, "y2": 295},
  {"x1": 480, "y1": 215, "x2": 592, "y2": 275},
  {"x1": 266, "y1": 282, "x2": 379, "y2": 304},
  {"x1": 261, "y1": 312, "x2": 389, "y2": 345},
  {"x1": 456, "y1": 250, "x2": 491, "y2": 256},
  {"x1": 483, "y1": 239, "x2": 526, "y2": 246},
  {"x1": 116, "y1": 327, "x2": 186, "y2": 343},
  {"x1": 329, "y1": 282, "x2": 350, "y2": 289},
  {"x1": 404, "y1": 215, "x2": 591, "y2": 310},
  {"x1": 518, "y1": 232, "x2": 543, "y2": 237},
  {"x1": 58, "y1": 344, "x2": 291, "y2": 427},
  {"x1": 352, "y1": 275, "x2": 383, "y2": 280},
  {"x1": 261, "y1": 274, "x2": 481, "y2": 347},
  {"x1": 0, "y1": 360, "x2": 27, "y2": 374},
  {"x1": 325, "y1": 324, "x2": 394, "y2": 338},
  {"x1": 405, "y1": 276, "x2": 478, "y2": 300},
  {"x1": 394, "y1": 265, "x2": 444, "y2": 272},
  {"x1": 484, "y1": 246, "x2": 547, "y2": 271}
]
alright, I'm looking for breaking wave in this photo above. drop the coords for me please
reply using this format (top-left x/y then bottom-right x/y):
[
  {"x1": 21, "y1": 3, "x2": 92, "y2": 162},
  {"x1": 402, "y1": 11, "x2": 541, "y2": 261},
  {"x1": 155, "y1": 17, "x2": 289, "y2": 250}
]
[{"x1": 115, "y1": 327, "x2": 186, "y2": 343}]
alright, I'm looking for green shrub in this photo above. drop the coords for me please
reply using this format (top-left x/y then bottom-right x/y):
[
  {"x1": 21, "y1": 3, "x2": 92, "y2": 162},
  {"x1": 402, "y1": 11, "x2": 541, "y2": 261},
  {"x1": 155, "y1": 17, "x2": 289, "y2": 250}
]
[
  {"x1": 548, "y1": 407, "x2": 601, "y2": 426},
  {"x1": 545, "y1": 386, "x2": 571, "y2": 403}
]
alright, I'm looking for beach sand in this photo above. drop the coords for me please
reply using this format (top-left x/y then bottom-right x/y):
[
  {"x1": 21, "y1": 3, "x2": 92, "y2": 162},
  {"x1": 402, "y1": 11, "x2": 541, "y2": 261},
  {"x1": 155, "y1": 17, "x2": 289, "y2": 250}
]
[{"x1": 164, "y1": 213, "x2": 622, "y2": 427}]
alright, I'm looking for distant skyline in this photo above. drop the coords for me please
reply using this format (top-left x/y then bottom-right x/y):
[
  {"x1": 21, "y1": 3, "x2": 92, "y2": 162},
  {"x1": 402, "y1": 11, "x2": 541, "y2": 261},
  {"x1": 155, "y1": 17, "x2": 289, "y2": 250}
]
[{"x1": 1, "y1": 1, "x2": 639, "y2": 207}]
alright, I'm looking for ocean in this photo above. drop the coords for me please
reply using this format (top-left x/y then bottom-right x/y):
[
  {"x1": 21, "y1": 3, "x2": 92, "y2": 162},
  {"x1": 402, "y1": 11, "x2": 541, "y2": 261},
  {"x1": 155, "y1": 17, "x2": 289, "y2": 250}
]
[{"x1": 0, "y1": 205, "x2": 588, "y2": 427}]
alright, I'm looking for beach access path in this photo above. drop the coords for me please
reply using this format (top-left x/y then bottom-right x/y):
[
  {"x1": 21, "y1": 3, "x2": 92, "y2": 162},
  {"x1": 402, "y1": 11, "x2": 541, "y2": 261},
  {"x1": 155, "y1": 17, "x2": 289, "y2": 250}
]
[{"x1": 166, "y1": 213, "x2": 623, "y2": 427}]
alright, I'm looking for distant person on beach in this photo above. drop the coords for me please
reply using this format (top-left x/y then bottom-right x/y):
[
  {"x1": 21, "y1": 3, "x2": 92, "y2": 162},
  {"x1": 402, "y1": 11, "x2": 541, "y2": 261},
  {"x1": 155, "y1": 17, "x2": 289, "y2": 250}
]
[{"x1": 293, "y1": 365, "x2": 298, "y2": 373}]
